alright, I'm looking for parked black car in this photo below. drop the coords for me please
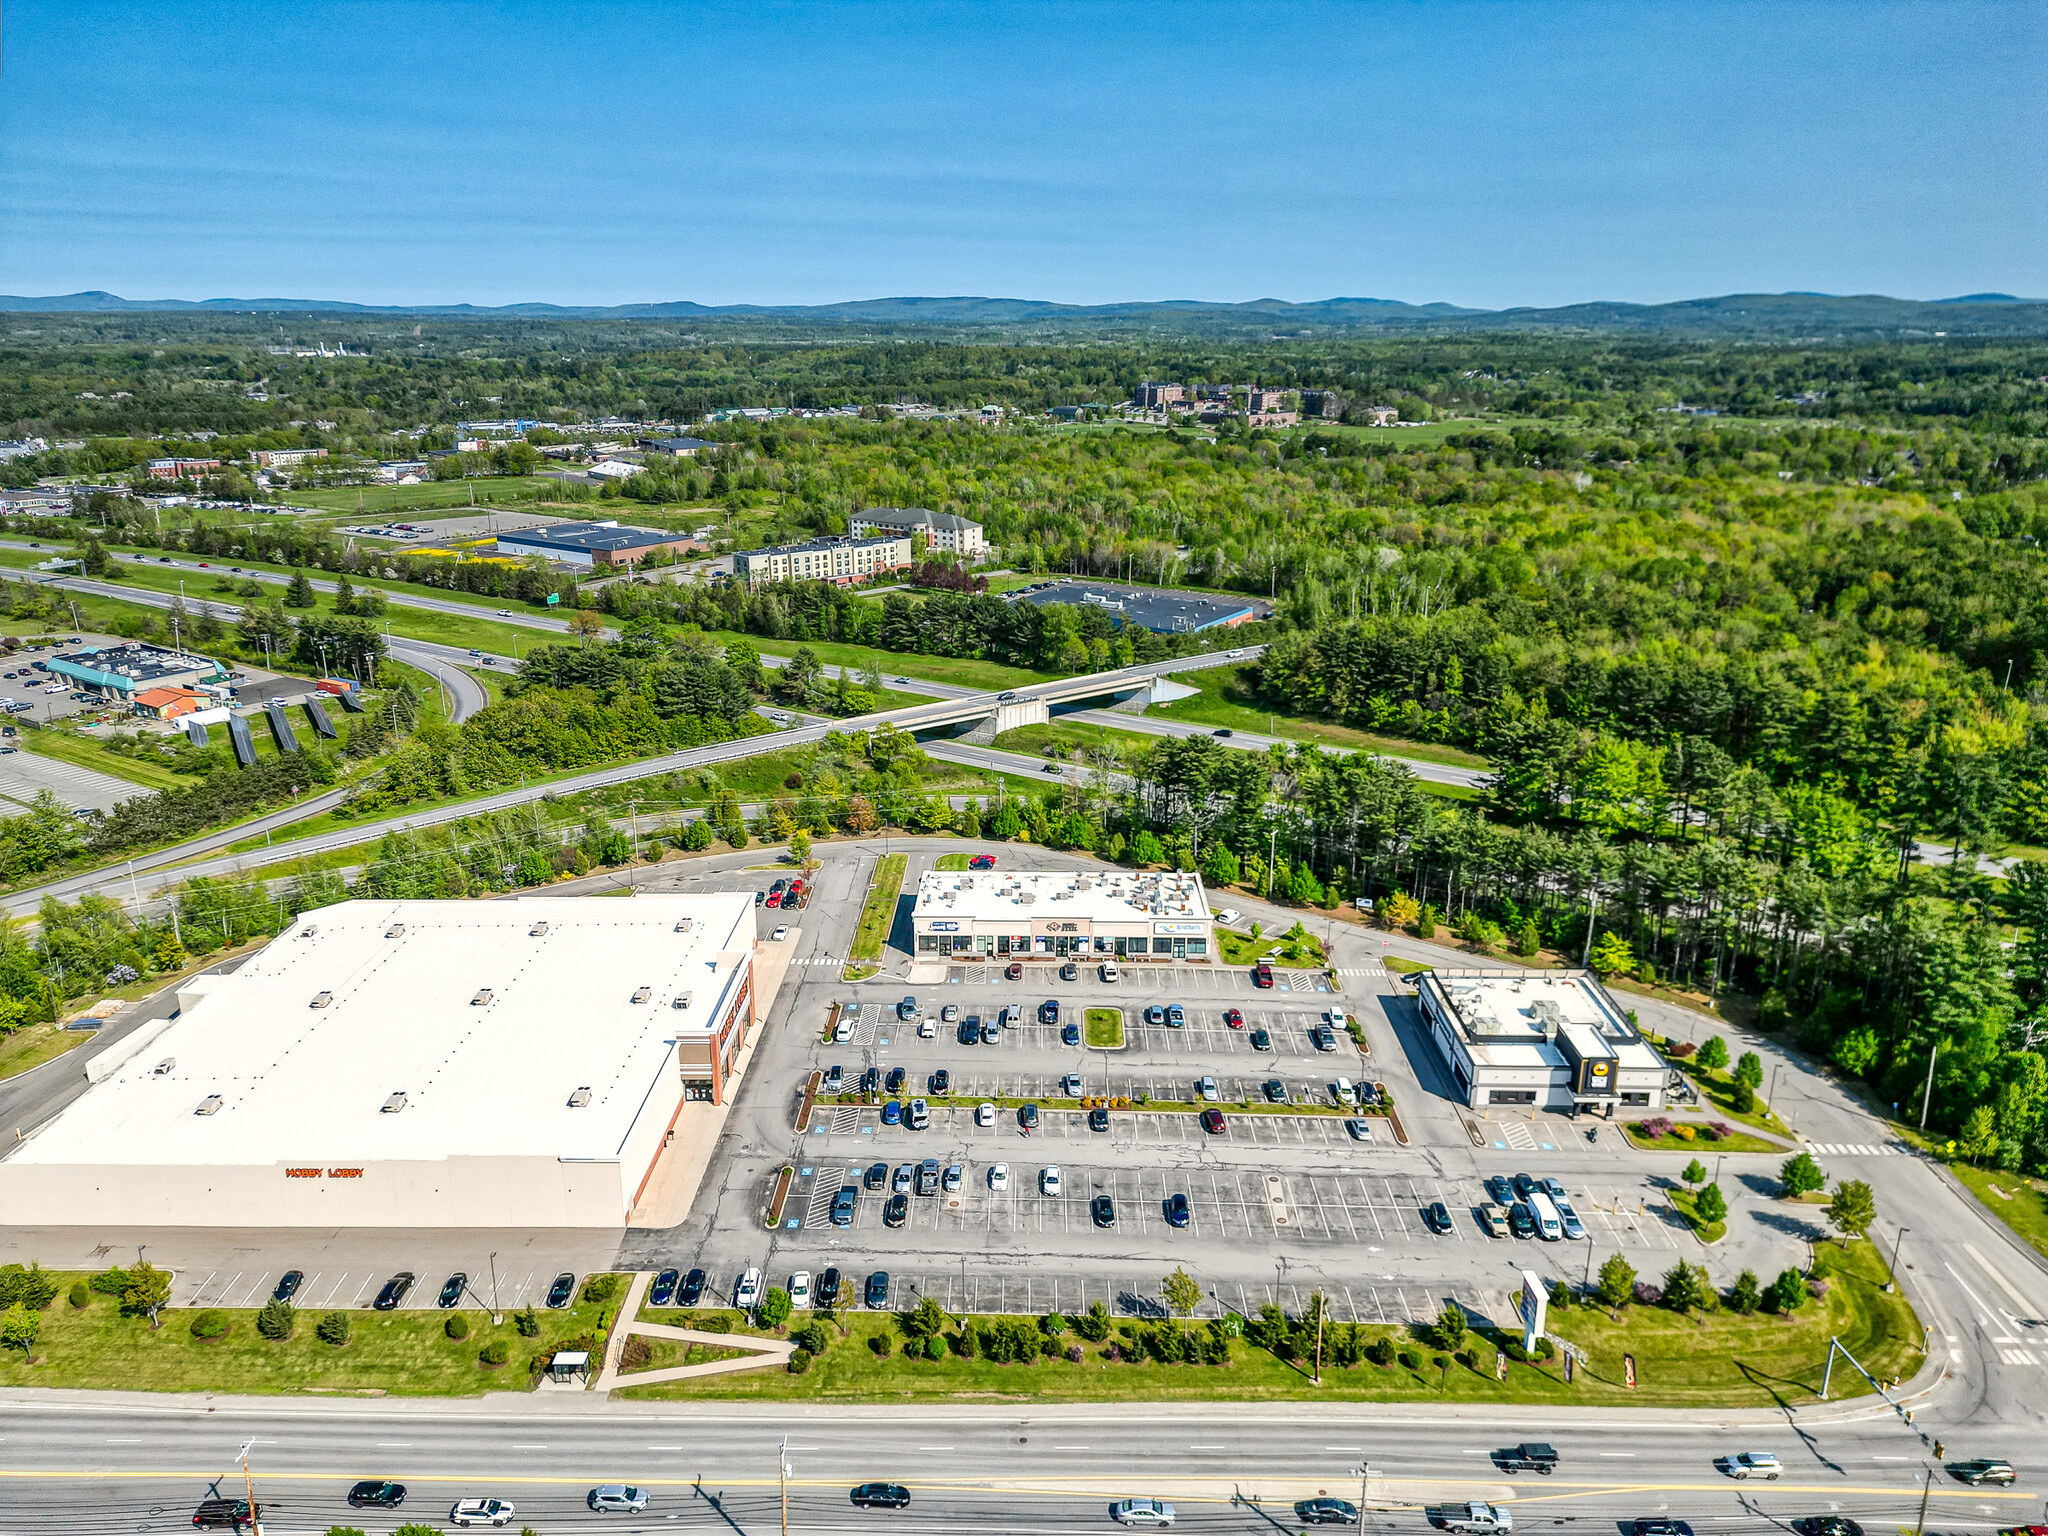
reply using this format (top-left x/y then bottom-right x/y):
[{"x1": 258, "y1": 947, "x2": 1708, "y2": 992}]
[
  {"x1": 929, "y1": 1069, "x2": 950, "y2": 1094},
  {"x1": 865, "y1": 1270, "x2": 891, "y2": 1309},
  {"x1": 817, "y1": 1267, "x2": 841, "y2": 1307},
  {"x1": 1791, "y1": 1520, "x2": 1863, "y2": 1536},
  {"x1": 850, "y1": 1483, "x2": 910, "y2": 1509},
  {"x1": 865, "y1": 1161, "x2": 889, "y2": 1190},
  {"x1": 1091, "y1": 1194, "x2": 1116, "y2": 1227},
  {"x1": 1507, "y1": 1202, "x2": 1538, "y2": 1239},
  {"x1": 679, "y1": 1268, "x2": 705, "y2": 1306},
  {"x1": 372, "y1": 1272, "x2": 415, "y2": 1311},
  {"x1": 1089, "y1": 1106, "x2": 1110, "y2": 1132},
  {"x1": 272, "y1": 1270, "x2": 303, "y2": 1302},
  {"x1": 885, "y1": 1193, "x2": 909, "y2": 1227},
  {"x1": 545, "y1": 1271, "x2": 576, "y2": 1308},
  {"x1": 649, "y1": 1268, "x2": 680, "y2": 1307},
  {"x1": 437, "y1": 1273, "x2": 466, "y2": 1308},
  {"x1": 1424, "y1": 1200, "x2": 1453, "y2": 1233},
  {"x1": 347, "y1": 1481, "x2": 407, "y2": 1509}
]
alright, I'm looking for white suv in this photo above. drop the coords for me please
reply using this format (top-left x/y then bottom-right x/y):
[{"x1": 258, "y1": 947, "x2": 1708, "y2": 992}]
[
  {"x1": 451, "y1": 1499, "x2": 517, "y2": 1527},
  {"x1": 1719, "y1": 1452, "x2": 1781, "y2": 1480}
]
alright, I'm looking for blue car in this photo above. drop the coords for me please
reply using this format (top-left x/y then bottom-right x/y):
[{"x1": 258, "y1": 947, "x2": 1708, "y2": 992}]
[
  {"x1": 1166, "y1": 1192, "x2": 1191, "y2": 1228},
  {"x1": 882, "y1": 1100, "x2": 903, "y2": 1126},
  {"x1": 1062, "y1": 1023, "x2": 1080, "y2": 1046},
  {"x1": 1041, "y1": 999, "x2": 1060, "y2": 1024},
  {"x1": 1166, "y1": 1004, "x2": 1184, "y2": 1027}
]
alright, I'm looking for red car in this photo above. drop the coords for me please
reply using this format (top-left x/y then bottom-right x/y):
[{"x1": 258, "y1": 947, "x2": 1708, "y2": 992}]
[
  {"x1": 968, "y1": 854, "x2": 996, "y2": 870},
  {"x1": 1252, "y1": 962, "x2": 1274, "y2": 989},
  {"x1": 1223, "y1": 1008, "x2": 1244, "y2": 1028},
  {"x1": 764, "y1": 889, "x2": 783, "y2": 909},
  {"x1": 786, "y1": 878, "x2": 807, "y2": 906},
  {"x1": 1200, "y1": 1108, "x2": 1228, "y2": 1135},
  {"x1": 1004, "y1": 963, "x2": 1022, "y2": 981}
]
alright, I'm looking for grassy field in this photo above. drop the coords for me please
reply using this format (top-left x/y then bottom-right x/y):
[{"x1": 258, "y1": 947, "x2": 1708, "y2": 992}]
[
  {"x1": 1662, "y1": 1054, "x2": 1794, "y2": 1139},
  {"x1": 1148, "y1": 665, "x2": 1488, "y2": 769},
  {"x1": 934, "y1": 853, "x2": 971, "y2": 871},
  {"x1": 620, "y1": 1240, "x2": 1917, "y2": 1407},
  {"x1": 990, "y1": 719, "x2": 1159, "y2": 760},
  {"x1": 848, "y1": 853, "x2": 907, "y2": 965},
  {"x1": 18, "y1": 726, "x2": 189, "y2": 791},
  {"x1": 0, "y1": 1275, "x2": 616, "y2": 1396},
  {"x1": 0, "y1": 1020, "x2": 93, "y2": 1082},
  {"x1": 1946, "y1": 1162, "x2": 2048, "y2": 1266},
  {"x1": 285, "y1": 475, "x2": 570, "y2": 516},
  {"x1": 1084, "y1": 1007, "x2": 1124, "y2": 1048}
]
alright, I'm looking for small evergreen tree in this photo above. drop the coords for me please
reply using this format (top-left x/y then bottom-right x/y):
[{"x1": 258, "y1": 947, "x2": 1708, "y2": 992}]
[
  {"x1": 1596, "y1": 1254, "x2": 1637, "y2": 1311},
  {"x1": 1513, "y1": 918, "x2": 1541, "y2": 957},
  {"x1": 1432, "y1": 1302, "x2": 1467, "y2": 1353},
  {"x1": 1734, "y1": 1050, "x2": 1764, "y2": 1088},
  {"x1": 284, "y1": 570, "x2": 317, "y2": 608},
  {"x1": 256, "y1": 1298, "x2": 295, "y2": 1340},
  {"x1": 316, "y1": 1309, "x2": 352, "y2": 1346},
  {"x1": 1728, "y1": 1269, "x2": 1762, "y2": 1314}
]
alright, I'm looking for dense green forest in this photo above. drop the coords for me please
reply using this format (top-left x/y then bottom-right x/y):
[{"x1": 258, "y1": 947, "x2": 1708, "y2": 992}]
[{"x1": 2, "y1": 324, "x2": 2047, "y2": 1172}]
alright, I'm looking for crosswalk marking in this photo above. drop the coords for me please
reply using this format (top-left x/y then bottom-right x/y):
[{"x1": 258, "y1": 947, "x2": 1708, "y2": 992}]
[
  {"x1": 1805, "y1": 1142, "x2": 1910, "y2": 1156},
  {"x1": 1998, "y1": 1347, "x2": 2038, "y2": 1367}
]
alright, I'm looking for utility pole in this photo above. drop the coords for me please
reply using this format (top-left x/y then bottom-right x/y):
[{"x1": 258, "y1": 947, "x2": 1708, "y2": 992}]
[
  {"x1": 1914, "y1": 1465, "x2": 1932, "y2": 1536},
  {"x1": 1313, "y1": 1295, "x2": 1324, "y2": 1385},
  {"x1": 1919, "y1": 1043, "x2": 1939, "y2": 1129},
  {"x1": 1355, "y1": 1463, "x2": 1370, "y2": 1535},
  {"x1": 1581, "y1": 884, "x2": 1601, "y2": 968},
  {"x1": 780, "y1": 1434, "x2": 790, "y2": 1536},
  {"x1": 235, "y1": 1439, "x2": 260, "y2": 1533}
]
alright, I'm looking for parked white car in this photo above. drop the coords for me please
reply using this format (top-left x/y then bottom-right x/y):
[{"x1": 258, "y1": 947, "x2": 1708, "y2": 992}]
[
  {"x1": 1039, "y1": 1165, "x2": 1062, "y2": 1195},
  {"x1": 1197, "y1": 1076, "x2": 1219, "y2": 1102},
  {"x1": 975, "y1": 1102, "x2": 997, "y2": 1127},
  {"x1": 733, "y1": 1267, "x2": 762, "y2": 1309},
  {"x1": 787, "y1": 1270, "x2": 811, "y2": 1309},
  {"x1": 988, "y1": 1162, "x2": 1009, "y2": 1191},
  {"x1": 1215, "y1": 908, "x2": 1243, "y2": 927}
]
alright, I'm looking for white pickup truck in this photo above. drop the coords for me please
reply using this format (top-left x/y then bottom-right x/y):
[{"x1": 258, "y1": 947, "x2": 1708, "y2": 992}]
[{"x1": 1427, "y1": 1503, "x2": 1512, "y2": 1533}]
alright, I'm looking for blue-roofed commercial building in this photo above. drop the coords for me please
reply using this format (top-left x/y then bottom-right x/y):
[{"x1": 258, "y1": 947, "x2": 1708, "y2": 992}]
[
  {"x1": 50, "y1": 641, "x2": 226, "y2": 701},
  {"x1": 1009, "y1": 581, "x2": 1266, "y2": 635},
  {"x1": 493, "y1": 519, "x2": 705, "y2": 571}
]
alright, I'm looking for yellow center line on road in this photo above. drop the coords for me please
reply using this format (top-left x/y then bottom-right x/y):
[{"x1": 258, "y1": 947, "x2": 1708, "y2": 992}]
[{"x1": 0, "y1": 1470, "x2": 2032, "y2": 1503}]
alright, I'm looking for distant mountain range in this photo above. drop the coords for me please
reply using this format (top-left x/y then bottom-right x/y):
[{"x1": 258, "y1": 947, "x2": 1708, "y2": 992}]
[{"x1": 4, "y1": 289, "x2": 2046, "y2": 337}]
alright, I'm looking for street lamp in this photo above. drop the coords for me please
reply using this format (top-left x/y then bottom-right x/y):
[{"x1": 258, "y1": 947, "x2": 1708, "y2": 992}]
[{"x1": 1887, "y1": 1227, "x2": 1911, "y2": 1293}]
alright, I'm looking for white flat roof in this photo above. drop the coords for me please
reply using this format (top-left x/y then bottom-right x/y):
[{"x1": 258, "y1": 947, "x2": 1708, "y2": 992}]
[
  {"x1": 914, "y1": 868, "x2": 1210, "y2": 926},
  {"x1": 10, "y1": 895, "x2": 753, "y2": 1170},
  {"x1": 1425, "y1": 969, "x2": 1662, "y2": 1073}
]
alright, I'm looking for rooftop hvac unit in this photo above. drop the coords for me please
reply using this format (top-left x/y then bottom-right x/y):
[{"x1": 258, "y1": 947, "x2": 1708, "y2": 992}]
[
  {"x1": 529, "y1": 921, "x2": 549, "y2": 937},
  {"x1": 152, "y1": 1057, "x2": 176, "y2": 1075},
  {"x1": 674, "y1": 917, "x2": 694, "y2": 933},
  {"x1": 195, "y1": 1095, "x2": 224, "y2": 1116},
  {"x1": 381, "y1": 1092, "x2": 408, "y2": 1113},
  {"x1": 471, "y1": 989, "x2": 494, "y2": 1006},
  {"x1": 309, "y1": 990, "x2": 333, "y2": 1009},
  {"x1": 672, "y1": 990, "x2": 693, "y2": 1011},
  {"x1": 631, "y1": 986, "x2": 652, "y2": 1004},
  {"x1": 567, "y1": 1087, "x2": 593, "y2": 1108},
  {"x1": 299, "y1": 924, "x2": 317, "y2": 938},
  {"x1": 385, "y1": 923, "x2": 406, "y2": 939}
]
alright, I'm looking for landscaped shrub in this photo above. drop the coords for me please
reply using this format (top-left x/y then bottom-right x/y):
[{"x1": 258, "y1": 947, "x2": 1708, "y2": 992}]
[
  {"x1": 869, "y1": 1334, "x2": 891, "y2": 1357},
  {"x1": 1637, "y1": 1117, "x2": 1674, "y2": 1139},
  {"x1": 787, "y1": 1348, "x2": 812, "y2": 1374},
  {"x1": 0, "y1": 1263, "x2": 60, "y2": 1310},
  {"x1": 1366, "y1": 1337, "x2": 1397, "y2": 1367},
  {"x1": 1634, "y1": 1282, "x2": 1663, "y2": 1307},
  {"x1": 1397, "y1": 1349, "x2": 1419, "y2": 1369},
  {"x1": 1065, "y1": 1343, "x2": 1084, "y2": 1363},
  {"x1": 479, "y1": 1339, "x2": 510, "y2": 1366},
  {"x1": 695, "y1": 1313, "x2": 735, "y2": 1334},
  {"x1": 923, "y1": 1334, "x2": 945, "y2": 1361},
  {"x1": 445, "y1": 1313, "x2": 470, "y2": 1340},
  {"x1": 619, "y1": 1336, "x2": 653, "y2": 1369},
  {"x1": 89, "y1": 1267, "x2": 130, "y2": 1296},
  {"x1": 256, "y1": 1298, "x2": 294, "y2": 1340},
  {"x1": 189, "y1": 1308, "x2": 230, "y2": 1340},
  {"x1": 67, "y1": 1280, "x2": 89, "y2": 1310},
  {"x1": 1671, "y1": 1122, "x2": 1697, "y2": 1141},
  {"x1": 580, "y1": 1273, "x2": 625, "y2": 1305},
  {"x1": 514, "y1": 1307, "x2": 541, "y2": 1338},
  {"x1": 1728, "y1": 1270, "x2": 1762, "y2": 1313},
  {"x1": 1731, "y1": 1081, "x2": 1757, "y2": 1114},
  {"x1": 1073, "y1": 1300, "x2": 1112, "y2": 1341},
  {"x1": 791, "y1": 1321, "x2": 833, "y2": 1356},
  {"x1": 316, "y1": 1310, "x2": 352, "y2": 1347}
]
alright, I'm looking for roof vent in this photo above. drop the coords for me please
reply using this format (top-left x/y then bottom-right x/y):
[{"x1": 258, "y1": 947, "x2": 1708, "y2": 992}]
[
  {"x1": 471, "y1": 988, "x2": 494, "y2": 1006},
  {"x1": 385, "y1": 923, "x2": 406, "y2": 939},
  {"x1": 195, "y1": 1094, "x2": 224, "y2": 1116},
  {"x1": 309, "y1": 990, "x2": 333, "y2": 1009},
  {"x1": 672, "y1": 990, "x2": 693, "y2": 1011},
  {"x1": 299, "y1": 924, "x2": 317, "y2": 938},
  {"x1": 631, "y1": 986, "x2": 652, "y2": 1004},
  {"x1": 674, "y1": 917, "x2": 694, "y2": 933},
  {"x1": 152, "y1": 1056, "x2": 176, "y2": 1075},
  {"x1": 567, "y1": 1086, "x2": 593, "y2": 1108},
  {"x1": 382, "y1": 1091, "x2": 408, "y2": 1113},
  {"x1": 529, "y1": 921, "x2": 549, "y2": 937}
]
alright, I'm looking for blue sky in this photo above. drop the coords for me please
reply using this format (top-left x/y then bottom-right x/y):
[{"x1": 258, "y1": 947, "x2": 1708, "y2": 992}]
[{"x1": 1, "y1": 1, "x2": 2042, "y2": 309}]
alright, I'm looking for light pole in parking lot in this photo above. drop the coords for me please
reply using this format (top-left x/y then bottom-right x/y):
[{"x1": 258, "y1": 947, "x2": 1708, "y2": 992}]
[{"x1": 1354, "y1": 1462, "x2": 1371, "y2": 1532}]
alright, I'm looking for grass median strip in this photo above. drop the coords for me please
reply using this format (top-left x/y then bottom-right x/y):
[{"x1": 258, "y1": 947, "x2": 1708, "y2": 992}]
[
  {"x1": 843, "y1": 852, "x2": 907, "y2": 981},
  {"x1": 1084, "y1": 1007, "x2": 1125, "y2": 1048}
]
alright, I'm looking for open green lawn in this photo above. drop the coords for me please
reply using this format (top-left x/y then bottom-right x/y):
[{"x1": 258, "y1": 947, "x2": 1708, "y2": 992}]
[
  {"x1": 0, "y1": 1276, "x2": 616, "y2": 1396},
  {"x1": 991, "y1": 719, "x2": 1158, "y2": 759},
  {"x1": 0, "y1": 1020, "x2": 93, "y2": 1083},
  {"x1": 711, "y1": 631, "x2": 1053, "y2": 694},
  {"x1": 1665, "y1": 1057, "x2": 1794, "y2": 1139},
  {"x1": 1084, "y1": 1007, "x2": 1125, "y2": 1048},
  {"x1": 1669, "y1": 1186, "x2": 1729, "y2": 1244},
  {"x1": 1149, "y1": 664, "x2": 1488, "y2": 769},
  {"x1": 848, "y1": 853, "x2": 907, "y2": 964},
  {"x1": 620, "y1": 1241, "x2": 1917, "y2": 1407},
  {"x1": 1946, "y1": 1162, "x2": 2048, "y2": 1267},
  {"x1": 285, "y1": 475, "x2": 569, "y2": 516},
  {"x1": 934, "y1": 853, "x2": 970, "y2": 871},
  {"x1": 18, "y1": 726, "x2": 189, "y2": 791}
]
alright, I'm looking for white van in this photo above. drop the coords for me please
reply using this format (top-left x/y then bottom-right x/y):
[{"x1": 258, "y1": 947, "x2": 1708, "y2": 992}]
[{"x1": 1526, "y1": 1190, "x2": 1564, "y2": 1241}]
